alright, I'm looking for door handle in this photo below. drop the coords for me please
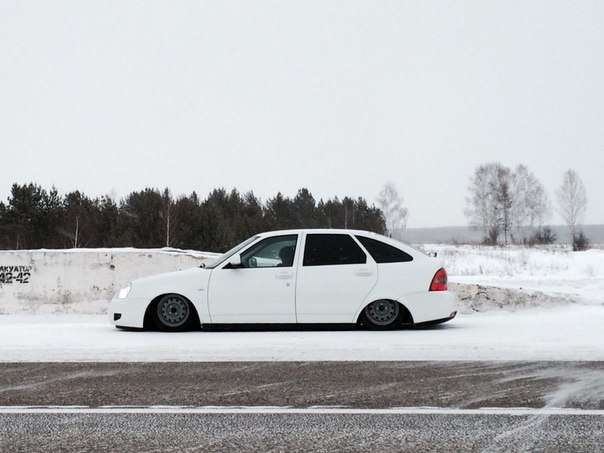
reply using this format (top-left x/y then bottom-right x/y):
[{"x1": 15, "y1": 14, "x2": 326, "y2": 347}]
[
  {"x1": 354, "y1": 268, "x2": 373, "y2": 277},
  {"x1": 275, "y1": 271, "x2": 293, "y2": 279}
]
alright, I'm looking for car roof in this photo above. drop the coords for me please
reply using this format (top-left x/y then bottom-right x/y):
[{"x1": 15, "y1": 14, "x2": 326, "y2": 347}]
[{"x1": 257, "y1": 228, "x2": 385, "y2": 238}]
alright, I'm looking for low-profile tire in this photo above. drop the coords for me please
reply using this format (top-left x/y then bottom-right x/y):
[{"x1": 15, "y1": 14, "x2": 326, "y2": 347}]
[
  {"x1": 360, "y1": 299, "x2": 404, "y2": 330},
  {"x1": 152, "y1": 294, "x2": 193, "y2": 332}
]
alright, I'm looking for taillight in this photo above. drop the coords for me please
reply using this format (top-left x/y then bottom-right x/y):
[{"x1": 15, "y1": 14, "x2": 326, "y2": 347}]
[{"x1": 429, "y1": 268, "x2": 448, "y2": 291}]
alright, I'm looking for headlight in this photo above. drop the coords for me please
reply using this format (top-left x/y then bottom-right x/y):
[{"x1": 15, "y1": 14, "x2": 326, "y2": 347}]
[{"x1": 116, "y1": 284, "x2": 131, "y2": 299}]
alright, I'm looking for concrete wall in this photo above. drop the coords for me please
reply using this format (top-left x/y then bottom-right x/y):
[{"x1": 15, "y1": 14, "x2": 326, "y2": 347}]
[{"x1": 0, "y1": 249, "x2": 215, "y2": 315}]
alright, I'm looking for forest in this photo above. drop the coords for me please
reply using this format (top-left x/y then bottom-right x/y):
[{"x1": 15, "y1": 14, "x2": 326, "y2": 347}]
[{"x1": 0, "y1": 183, "x2": 386, "y2": 252}]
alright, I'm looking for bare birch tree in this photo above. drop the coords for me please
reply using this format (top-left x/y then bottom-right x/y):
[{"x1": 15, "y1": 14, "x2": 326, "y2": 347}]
[
  {"x1": 465, "y1": 163, "x2": 504, "y2": 244},
  {"x1": 466, "y1": 163, "x2": 549, "y2": 245},
  {"x1": 512, "y1": 164, "x2": 551, "y2": 241},
  {"x1": 161, "y1": 188, "x2": 174, "y2": 247},
  {"x1": 556, "y1": 169, "x2": 587, "y2": 250},
  {"x1": 376, "y1": 183, "x2": 408, "y2": 239}
]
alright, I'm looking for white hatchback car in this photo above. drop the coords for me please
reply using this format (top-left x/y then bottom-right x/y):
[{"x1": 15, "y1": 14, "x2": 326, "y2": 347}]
[{"x1": 109, "y1": 229, "x2": 457, "y2": 331}]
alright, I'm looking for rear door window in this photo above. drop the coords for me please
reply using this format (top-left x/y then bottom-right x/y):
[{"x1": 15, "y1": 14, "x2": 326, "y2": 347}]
[
  {"x1": 355, "y1": 236, "x2": 413, "y2": 263},
  {"x1": 303, "y1": 234, "x2": 367, "y2": 266}
]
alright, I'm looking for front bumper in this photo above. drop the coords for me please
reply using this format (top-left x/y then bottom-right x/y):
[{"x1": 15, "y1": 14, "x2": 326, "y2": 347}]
[{"x1": 108, "y1": 297, "x2": 149, "y2": 328}]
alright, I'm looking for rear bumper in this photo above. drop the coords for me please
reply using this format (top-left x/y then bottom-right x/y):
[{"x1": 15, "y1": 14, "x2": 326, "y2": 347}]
[
  {"x1": 414, "y1": 310, "x2": 457, "y2": 327},
  {"x1": 398, "y1": 290, "x2": 457, "y2": 324}
]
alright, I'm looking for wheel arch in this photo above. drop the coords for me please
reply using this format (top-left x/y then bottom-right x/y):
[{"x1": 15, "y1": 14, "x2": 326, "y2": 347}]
[
  {"x1": 356, "y1": 298, "x2": 414, "y2": 326},
  {"x1": 143, "y1": 293, "x2": 201, "y2": 330}
]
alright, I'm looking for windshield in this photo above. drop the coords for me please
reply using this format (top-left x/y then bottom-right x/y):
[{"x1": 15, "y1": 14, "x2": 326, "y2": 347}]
[{"x1": 203, "y1": 235, "x2": 259, "y2": 269}]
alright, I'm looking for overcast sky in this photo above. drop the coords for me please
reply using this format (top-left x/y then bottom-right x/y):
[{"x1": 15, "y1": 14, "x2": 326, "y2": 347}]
[{"x1": 1, "y1": 1, "x2": 603, "y2": 227}]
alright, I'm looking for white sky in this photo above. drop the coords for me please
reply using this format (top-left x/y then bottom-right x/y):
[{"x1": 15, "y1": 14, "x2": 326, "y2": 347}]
[{"x1": 1, "y1": 1, "x2": 603, "y2": 227}]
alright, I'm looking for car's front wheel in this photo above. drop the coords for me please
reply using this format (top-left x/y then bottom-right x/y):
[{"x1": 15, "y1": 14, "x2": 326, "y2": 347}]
[
  {"x1": 152, "y1": 294, "x2": 193, "y2": 332},
  {"x1": 361, "y1": 299, "x2": 404, "y2": 330}
]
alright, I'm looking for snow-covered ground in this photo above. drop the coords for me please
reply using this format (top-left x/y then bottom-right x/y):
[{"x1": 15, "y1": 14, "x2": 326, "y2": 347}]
[
  {"x1": 0, "y1": 245, "x2": 602, "y2": 362},
  {"x1": 0, "y1": 305, "x2": 602, "y2": 361}
]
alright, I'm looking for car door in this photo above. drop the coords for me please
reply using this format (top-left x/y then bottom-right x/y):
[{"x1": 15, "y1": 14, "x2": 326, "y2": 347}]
[
  {"x1": 207, "y1": 234, "x2": 299, "y2": 323},
  {"x1": 295, "y1": 233, "x2": 378, "y2": 323}
]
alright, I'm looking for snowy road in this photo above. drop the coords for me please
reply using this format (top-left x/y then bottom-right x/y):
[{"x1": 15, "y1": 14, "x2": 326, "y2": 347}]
[
  {"x1": 1, "y1": 362, "x2": 603, "y2": 452},
  {"x1": 1, "y1": 305, "x2": 603, "y2": 362},
  {"x1": 2, "y1": 412, "x2": 602, "y2": 452},
  {"x1": 1, "y1": 362, "x2": 603, "y2": 408}
]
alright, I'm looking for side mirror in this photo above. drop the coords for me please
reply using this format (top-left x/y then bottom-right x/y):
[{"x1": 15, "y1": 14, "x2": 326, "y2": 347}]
[{"x1": 228, "y1": 255, "x2": 242, "y2": 267}]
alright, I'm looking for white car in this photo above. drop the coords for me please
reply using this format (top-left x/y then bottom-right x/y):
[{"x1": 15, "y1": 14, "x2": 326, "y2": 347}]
[{"x1": 109, "y1": 229, "x2": 457, "y2": 331}]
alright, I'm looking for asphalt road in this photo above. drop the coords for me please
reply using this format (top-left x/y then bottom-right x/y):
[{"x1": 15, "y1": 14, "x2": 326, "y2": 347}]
[{"x1": 1, "y1": 362, "x2": 603, "y2": 452}]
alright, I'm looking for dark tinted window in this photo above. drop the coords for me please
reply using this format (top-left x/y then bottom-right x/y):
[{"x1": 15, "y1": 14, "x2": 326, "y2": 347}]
[
  {"x1": 303, "y1": 234, "x2": 366, "y2": 266},
  {"x1": 356, "y1": 236, "x2": 413, "y2": 263}
]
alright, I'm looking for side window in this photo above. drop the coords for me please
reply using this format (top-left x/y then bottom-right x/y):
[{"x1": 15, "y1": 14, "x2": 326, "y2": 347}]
[
  {"x1": 355, "y1": 236, "x2": 413, "y2": 263},
  {"x1": 240, "y1": 235, "x2": 298, "y2": 268},
  {"x1": 303, "y1": 234, "x2": 367, "y2": 266}
]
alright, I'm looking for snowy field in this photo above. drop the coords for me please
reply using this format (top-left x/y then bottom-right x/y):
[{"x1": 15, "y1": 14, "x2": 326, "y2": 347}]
[
  {"x1": 0, "y1": 245, "x2": 602, "y2": 362},
  {"x1": 427, "y1": 244, "x2": 604, "y2": 308}
]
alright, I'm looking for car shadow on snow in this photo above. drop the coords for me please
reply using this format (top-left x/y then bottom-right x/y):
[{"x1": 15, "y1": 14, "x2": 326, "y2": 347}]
[
  {"x1": 117, "y1": 321, "x2": 457, "y2": 333},
  {"x1": 197, "y1": 322, "x2": 455, "y2": 332}
]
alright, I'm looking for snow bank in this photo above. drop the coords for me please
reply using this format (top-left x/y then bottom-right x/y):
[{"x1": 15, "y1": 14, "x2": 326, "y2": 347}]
[
  {"x1": 450, "y1": 283, "x2": 577, "y2": 314},
  {"x1": 0, "y1": 249, "x2": 216, "y2": 315}
]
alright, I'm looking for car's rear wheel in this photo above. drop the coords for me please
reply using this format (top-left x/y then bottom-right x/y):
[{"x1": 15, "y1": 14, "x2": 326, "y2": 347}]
[
  {"x1": 152, "y1": 294, "x2": 193, "y2": 332},
  {"x1": 361, "y1": 299, "x2": 404, "y2": 330}
]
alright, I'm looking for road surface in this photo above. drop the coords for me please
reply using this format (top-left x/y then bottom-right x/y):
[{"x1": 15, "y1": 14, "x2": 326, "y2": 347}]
[{"x1": 1, "y1": 362, "x2": 603, "y2": 452}]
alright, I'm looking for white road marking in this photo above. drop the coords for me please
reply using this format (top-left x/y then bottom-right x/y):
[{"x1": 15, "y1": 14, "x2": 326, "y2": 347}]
[{"x1": 0, "y1": 406, "x2": 602, "y2": 416}]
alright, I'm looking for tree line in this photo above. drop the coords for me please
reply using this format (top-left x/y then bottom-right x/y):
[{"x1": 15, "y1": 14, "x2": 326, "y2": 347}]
[
  {"x1": 465, "y1": 163, "x2": 589, "y2": 250},
  {"x1": 0, "y1": 166, "x2": 590, "y2": 251},
  {"x1": 0, "y1": 184, "x2": 386, "y2": 251}
]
